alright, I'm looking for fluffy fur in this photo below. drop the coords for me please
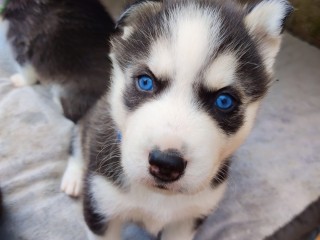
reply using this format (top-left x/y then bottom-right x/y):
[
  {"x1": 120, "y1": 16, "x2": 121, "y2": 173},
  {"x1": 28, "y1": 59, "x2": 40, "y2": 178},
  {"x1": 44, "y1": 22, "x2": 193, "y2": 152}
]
[
  {"x1": 71, "y1": 0, "x2": 293, "y2": 239},
  {"x1": 2, "y1": 0, "x2": 114, "y2": 122},
  {"x1": 4, "y1": 0, "x2": 293, "y2": 239},
  {"x1": 2, "y1": 0, "x2": 115, "y2": 196}
]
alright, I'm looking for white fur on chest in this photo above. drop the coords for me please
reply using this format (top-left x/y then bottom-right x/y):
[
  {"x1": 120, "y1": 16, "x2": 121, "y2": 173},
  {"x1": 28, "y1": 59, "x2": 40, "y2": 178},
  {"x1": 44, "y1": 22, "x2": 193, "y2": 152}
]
[{"x1": 90, "y1": 175, "x2": 226, "y2": 234}]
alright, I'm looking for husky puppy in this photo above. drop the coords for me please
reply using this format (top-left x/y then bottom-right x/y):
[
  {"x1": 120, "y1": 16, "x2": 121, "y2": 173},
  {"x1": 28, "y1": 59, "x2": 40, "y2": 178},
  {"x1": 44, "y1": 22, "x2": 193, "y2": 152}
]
[
  {"x1": 65, "y1": 0, "x2": 293, "y2": 239},
  {"x1": 2, "y1": 0, "x2": 114, "y2": 123},
  {"x1": 2, "y1": 0, "x2": 114, "y2": 196}
]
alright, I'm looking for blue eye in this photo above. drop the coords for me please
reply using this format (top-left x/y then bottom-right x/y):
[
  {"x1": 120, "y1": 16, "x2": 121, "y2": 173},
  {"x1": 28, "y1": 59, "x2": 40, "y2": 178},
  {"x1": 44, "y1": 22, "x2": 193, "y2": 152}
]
[
  {"x1": 137, "y1": 75, "x2": 154, "y2": 92},
  {"x1": 215, "y1": 94, "x2": 234, "y2": 110}
]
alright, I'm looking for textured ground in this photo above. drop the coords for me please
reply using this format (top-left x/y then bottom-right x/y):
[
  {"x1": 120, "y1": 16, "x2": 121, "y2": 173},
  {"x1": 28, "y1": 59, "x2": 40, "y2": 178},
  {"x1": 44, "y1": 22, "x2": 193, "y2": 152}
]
[{"x1": 0, "y1": 17, "x2": 319, "y2": 240}]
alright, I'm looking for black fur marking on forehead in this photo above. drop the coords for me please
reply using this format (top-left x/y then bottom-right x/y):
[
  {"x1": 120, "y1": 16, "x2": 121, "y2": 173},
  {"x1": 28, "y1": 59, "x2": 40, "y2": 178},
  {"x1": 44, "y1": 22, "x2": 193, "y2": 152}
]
[
  {"x1": 124, "y1": 70, "x2": 170, "y2": 111},
  {"x1": 86, "y1": 99, "x2": 125, "y2": 188},
  {"x1": 213, "y1": 4, "x2": 270, "y2": 102},
  {"x1": 113, "y1": 32, "x2": 156, "y2": 73},
  {"x1": 112, "y1": 1, "x2": 165, "y2": 72},
  {"x1": 211, "y1": 159, "x2": 230, "y2": 188},
  {"x1": 197, "y1": 85, "x2": 244, "y2": 135}
]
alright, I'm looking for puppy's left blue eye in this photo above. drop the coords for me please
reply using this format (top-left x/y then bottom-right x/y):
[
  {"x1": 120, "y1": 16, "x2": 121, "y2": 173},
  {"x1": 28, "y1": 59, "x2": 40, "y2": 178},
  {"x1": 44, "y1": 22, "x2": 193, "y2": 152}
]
[
  {"x1": 137, "y1": 75, "x2": 154, "y2": 91},
  {"x1": 215, "y1": 94, "x2": 234, "y2": 110}
]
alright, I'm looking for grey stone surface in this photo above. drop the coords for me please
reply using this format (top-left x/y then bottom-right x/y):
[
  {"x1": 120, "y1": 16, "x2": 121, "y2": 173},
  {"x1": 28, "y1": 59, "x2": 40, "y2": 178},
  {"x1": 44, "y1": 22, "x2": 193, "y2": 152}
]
[{"x1": 0, "y1": 15, "x2": 319, "y2": 240}]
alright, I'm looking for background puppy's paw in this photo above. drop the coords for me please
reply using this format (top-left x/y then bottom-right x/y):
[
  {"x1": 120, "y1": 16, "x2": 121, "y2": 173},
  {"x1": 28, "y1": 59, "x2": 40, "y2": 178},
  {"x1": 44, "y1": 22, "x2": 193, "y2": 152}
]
[
  {"x1": 60, "y1": 157, "x2": 84, "y2": 197},
  {"x1": 10, "y1": 73, "x2": 29, "y2": 87}
]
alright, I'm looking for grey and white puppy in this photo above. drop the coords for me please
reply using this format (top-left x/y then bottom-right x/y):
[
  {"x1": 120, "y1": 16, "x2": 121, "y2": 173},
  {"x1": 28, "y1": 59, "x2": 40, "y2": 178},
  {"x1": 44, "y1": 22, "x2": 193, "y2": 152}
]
[
  {"x1": 62, "y1": 0, "x2": 293, "y2": 239},
  {"x1": 4, "y1": 0, "x2": 293, "y2": 239},
  {"x1": 2, "y1": 0, "x2": 114, "y2": 123},
  {"x1": 2, "y1": 0, "x2": 115, "y2": 196}
]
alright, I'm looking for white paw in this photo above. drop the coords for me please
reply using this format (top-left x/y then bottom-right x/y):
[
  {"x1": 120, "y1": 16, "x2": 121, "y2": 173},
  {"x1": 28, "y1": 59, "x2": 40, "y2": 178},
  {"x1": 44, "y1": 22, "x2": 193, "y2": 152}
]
[
  {"x1": 10, "y1": 73, "x2": 29, "y2": 87},
  {"x1": 60, "y1": 159, "x2": 84, "y2": 197}
]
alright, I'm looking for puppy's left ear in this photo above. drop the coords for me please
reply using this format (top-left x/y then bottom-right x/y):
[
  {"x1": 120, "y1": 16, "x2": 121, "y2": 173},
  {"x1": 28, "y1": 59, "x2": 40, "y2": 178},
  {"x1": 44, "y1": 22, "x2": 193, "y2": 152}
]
[
  {"x1": 244, "y1": 0, "x2": 293, "y2": 72},
  {"x1": 115, "y1": 0, "x2": 162, "y2": 30}
]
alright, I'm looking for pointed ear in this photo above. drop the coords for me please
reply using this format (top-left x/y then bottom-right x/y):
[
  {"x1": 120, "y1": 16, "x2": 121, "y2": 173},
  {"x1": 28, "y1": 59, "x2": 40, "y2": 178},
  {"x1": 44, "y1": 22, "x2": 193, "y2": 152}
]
[
  {"x1": 244, "y1": 0, "x2": 293, "y2": 72},
  {"x1": 115, "y1": 0, "x2": 162, "y2": 30}
]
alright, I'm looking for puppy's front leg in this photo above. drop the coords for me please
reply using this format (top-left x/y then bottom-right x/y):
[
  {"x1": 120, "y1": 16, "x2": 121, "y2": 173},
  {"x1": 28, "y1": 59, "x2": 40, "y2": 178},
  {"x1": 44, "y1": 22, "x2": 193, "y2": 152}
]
[
  {"x1": 61, "y1": 124, "x2": 85, "y2": 197},
  {"x1": 10, "y1": 63, "x2": 38, "y2": 87},
  {"x1": 161, "y1": 218, "x2": 198, "y2": 240},
  {"x1": 84, "y1": 188, "x2": 122, "y2": 240}
]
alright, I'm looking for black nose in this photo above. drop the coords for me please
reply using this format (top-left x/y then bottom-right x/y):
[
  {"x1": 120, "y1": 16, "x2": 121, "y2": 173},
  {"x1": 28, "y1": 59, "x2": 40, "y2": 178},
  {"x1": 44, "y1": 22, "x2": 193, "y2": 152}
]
[{"x1": 148, "y1": 149, "x2": 186, "y2": 182}]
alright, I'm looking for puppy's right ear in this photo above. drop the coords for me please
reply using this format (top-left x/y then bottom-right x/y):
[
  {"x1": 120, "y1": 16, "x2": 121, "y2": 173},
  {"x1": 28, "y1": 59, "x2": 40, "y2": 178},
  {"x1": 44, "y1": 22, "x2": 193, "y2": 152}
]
[
  {"x1": 244, "y1": 0, "x2": 293, "y2": 73},
  {"x1": 115, "y1": 0, "x2": 162, "y2": 30}
]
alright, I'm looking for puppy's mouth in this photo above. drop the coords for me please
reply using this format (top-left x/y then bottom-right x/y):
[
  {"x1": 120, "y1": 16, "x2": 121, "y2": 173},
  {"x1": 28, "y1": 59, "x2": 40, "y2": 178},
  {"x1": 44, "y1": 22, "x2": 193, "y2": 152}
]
[
  {"x1": 141, "y1": 177, "x2": 185, "y2": 194},
  {"x1": 155, "y1": 183, "x2": 168, "y2": 190}
]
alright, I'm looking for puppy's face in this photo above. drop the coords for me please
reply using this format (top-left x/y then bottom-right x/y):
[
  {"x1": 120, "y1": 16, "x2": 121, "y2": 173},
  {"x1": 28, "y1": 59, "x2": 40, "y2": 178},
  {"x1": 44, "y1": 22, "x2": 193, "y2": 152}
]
[{"x1": 108, "y1": 0, "x2": 292, "y2": 193}]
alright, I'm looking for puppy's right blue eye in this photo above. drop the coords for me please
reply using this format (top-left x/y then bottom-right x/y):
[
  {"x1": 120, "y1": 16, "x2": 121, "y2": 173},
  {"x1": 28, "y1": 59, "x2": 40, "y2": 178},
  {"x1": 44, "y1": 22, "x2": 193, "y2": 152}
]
[
  {"x1": 137, "y1": 75, "x2": 154, "y2": 92},
  {"x1": 215, "y1": 93, "x2": 234, "y2": 111}
]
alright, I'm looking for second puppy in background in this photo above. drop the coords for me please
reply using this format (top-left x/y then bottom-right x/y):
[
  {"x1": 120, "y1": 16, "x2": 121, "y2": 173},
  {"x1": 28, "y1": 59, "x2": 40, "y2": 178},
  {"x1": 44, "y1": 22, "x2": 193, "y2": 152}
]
[
  {"x1": 2, "y1": 0, "x2": 114, "y2": 196},
  {"x1": 2, "y1": 0, "x2": 114, "y2": 123}
]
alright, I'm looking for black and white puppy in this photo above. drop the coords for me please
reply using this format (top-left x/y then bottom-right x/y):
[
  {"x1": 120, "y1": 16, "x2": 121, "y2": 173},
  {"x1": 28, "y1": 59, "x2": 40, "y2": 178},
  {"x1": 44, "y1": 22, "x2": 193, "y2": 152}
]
[
  {"x1": 3, "y1": 0, "x2": 293, "y2": 239},
  {"x1": 2, "y1": 0, "x2": 114, "y2": 123},
  {"x1": 63, "y1": 0, "x2": 292, "y2": 239},
  {"x1": 2, "y1": 0, "x2": 114, "y2": 196}
]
